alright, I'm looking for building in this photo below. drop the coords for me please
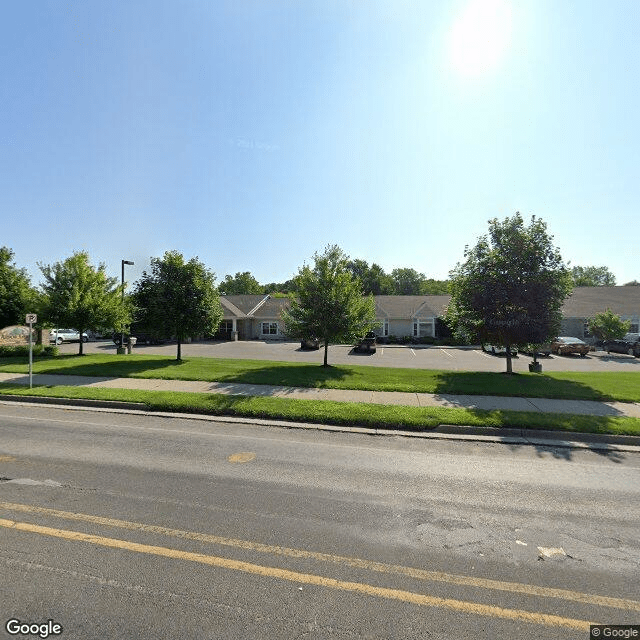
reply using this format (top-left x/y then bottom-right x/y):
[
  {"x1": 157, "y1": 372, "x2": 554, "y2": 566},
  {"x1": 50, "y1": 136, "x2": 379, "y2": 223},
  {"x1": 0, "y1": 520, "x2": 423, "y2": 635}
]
[{"x1": 218, "y1": 287, "x2": 640, "y2": 342}]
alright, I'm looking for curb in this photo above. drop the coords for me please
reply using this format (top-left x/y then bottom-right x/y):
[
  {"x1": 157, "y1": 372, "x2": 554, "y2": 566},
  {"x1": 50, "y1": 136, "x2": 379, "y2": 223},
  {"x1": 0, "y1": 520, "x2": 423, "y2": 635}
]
[{"x1": 2, "y1": 393, "x2": 640, "y2": 452}]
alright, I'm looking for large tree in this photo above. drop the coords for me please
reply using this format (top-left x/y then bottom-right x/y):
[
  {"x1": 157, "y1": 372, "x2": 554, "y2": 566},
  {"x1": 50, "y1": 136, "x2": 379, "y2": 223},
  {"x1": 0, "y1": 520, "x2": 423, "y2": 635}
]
[
  {"x1": 0, "y1": 247, "x2": 35, "y2": 329},
  {"x1": 346, "y1": 259, "x2": 393, "y2": 295},
  {"x1": 588, "y1": 309, "x2": 631, "y2": 342},
  {"x1": 220, "y1": 271, "x2": 264, "y2": 295},
  {"x1": 282, "y1": 245, "x2": 377, "y2": 366},
  {"x1": 39, "y1": 252, "x2": 130, "y2": 355},
  {"x1": 446, "y1": 213, "x2": 573, "y2": 373},
  {"x1": 571, "y1": 265, "x2": 616, "y2": 287},
  {"x1": 132, "y1": 251, "x2": 222, "y2": 361}
]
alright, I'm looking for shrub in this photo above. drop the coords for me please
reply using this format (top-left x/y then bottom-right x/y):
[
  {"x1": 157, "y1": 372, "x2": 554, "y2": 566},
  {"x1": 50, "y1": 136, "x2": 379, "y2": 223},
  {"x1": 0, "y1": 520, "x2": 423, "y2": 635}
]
[{"x1": 0, "y1": 344, "x2": 59, "y2": 358}]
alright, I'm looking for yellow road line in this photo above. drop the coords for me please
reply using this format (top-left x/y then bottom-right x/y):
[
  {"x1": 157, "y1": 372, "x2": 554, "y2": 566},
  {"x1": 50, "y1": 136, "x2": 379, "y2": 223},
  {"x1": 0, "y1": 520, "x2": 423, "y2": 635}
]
[
  {"x1": 0, "y1": 517, "x2": 593, "y2": 630},
  {"x1": 0, "y1": 500, "x2": 637, "y2": 612}
]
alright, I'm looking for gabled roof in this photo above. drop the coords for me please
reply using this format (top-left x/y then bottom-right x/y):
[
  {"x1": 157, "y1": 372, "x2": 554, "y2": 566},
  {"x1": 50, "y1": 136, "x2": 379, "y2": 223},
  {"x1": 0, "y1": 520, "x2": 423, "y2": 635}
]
[
  {"x1": 219, "y1": 296, "x2": 247, "y2": 318},
  {"x1": 374, "y1": 295, "x2": 450, "y2": 318},
  {"x1": 220, "y1": 294, "x2": 266, "y2": 315},
  {"x1": 561, "y1": 286, "x2": 640, "y2": 317}
]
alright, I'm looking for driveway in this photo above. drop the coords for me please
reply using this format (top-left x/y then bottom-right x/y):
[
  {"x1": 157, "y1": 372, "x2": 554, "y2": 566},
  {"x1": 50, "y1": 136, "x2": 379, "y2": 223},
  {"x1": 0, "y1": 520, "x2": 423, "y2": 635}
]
[{"x1": 59, "y1": 339, "x2": 640, "y2": 372}]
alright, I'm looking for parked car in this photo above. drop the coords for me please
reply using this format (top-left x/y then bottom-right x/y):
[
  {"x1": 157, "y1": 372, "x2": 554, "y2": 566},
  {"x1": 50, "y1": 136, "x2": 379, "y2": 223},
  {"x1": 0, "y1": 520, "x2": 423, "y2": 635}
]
[
  {"x1": 551, "y1": 336, "x2": 590, "y2": 356},
  {"x1": 49, "y1": 329, "x2": 89, "y2": 344},
  {"x1": 603, "y1": 333, "x2": 640, "y2": 357},
  {"x1": 353, "y1": 331, "x2": 377, "y2": 354},
  {"x1": 482, "y1": 344, "x2": 519, "y2": 356},
  {"x1": 300, "y1": 338, "x2": 320, "y2": 350}
]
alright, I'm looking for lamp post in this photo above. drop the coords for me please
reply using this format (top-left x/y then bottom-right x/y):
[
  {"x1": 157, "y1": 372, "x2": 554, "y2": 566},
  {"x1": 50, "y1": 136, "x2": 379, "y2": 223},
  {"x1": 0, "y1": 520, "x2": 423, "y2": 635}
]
[{"x1": 120, "y1": 260, "x2": 134, "y2": 353}]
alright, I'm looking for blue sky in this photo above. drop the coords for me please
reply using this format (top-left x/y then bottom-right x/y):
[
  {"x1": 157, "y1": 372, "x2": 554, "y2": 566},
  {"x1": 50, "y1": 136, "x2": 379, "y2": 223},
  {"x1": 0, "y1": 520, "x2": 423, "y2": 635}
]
[{"x1": 3, "y1": 0, "x2": 639, "y2": 289}]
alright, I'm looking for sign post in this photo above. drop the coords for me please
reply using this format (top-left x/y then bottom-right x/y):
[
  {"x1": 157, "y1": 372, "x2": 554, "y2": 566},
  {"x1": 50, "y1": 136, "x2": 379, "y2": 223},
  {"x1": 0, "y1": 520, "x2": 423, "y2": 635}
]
[{"x1": 25, "y1": 314, "x2": 37, "y2": 389}]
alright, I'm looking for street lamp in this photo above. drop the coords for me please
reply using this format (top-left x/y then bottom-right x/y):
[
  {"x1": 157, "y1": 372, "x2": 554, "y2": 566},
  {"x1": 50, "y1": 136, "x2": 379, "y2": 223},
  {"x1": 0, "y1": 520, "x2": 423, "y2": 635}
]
[{"x1": 120, "y1": 260, "x2": 134, "y2": 352}]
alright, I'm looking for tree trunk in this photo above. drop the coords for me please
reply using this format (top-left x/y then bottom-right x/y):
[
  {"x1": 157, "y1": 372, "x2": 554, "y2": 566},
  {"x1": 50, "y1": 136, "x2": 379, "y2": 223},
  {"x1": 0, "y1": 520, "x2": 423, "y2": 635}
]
[
  {"x1": 176, "y1": 338, "x2": 182, "y2": 361},
  {"x1": 505, "y1": 345, "x2": 513, "y2": 374},
  {"x1": 323, "y1": 340, "x2": 329, "y2": 367},
  {"x1": 78, "y1": 328, "x2": 84, "y2": 356}
]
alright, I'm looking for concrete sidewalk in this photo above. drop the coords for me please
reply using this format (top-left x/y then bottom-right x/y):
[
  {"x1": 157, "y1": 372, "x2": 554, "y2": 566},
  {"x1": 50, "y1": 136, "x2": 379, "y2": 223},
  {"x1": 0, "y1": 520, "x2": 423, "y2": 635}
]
[{"x1": 1, "y1": 372, "x2": 639, "y2": 418}]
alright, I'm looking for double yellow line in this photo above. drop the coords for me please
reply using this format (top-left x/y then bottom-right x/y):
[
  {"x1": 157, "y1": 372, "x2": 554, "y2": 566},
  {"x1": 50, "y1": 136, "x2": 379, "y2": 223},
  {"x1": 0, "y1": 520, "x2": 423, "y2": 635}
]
[{"x1": 0, "y1": 501, "x2": 636, "y2": 630}]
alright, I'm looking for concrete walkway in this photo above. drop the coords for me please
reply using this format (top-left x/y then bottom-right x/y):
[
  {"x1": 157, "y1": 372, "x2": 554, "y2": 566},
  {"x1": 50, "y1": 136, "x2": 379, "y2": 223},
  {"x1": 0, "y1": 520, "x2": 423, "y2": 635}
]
[{"x1": 1, "y1": 372, "x2": 639, "y2": 418}]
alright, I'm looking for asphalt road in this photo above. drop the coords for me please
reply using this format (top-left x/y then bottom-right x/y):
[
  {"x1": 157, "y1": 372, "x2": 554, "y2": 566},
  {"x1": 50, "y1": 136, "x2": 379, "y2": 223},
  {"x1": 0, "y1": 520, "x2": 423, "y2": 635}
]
[
  {"x1": 0, "y1": 402, "x2": 639, "y2": 639},
  {"x1": 60, "y1": 339, "x2": 640, "y2": 372}
]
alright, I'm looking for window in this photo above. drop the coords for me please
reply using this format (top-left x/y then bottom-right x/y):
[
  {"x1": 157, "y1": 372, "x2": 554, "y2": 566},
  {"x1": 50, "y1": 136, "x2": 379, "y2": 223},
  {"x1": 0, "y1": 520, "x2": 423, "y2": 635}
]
[
  {"x1": 378, "y1": 320, "x2": 389, "y2": 337},
  {"x1": 583, "y1": 320, "x2": 591, "y2": 338},
  {"x1": 261, "y1": 322, "x2": 278, "y2": 335},
  {"x1": 220, "y1": 320, "x2": 233, "y2": 333}
]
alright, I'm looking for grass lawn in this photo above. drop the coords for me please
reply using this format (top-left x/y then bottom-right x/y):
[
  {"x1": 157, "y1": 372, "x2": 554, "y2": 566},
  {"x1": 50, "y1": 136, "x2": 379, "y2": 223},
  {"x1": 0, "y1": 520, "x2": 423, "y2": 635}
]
[
  {"x1": 1, "y1": 383, "x2": 639, "y2": 437},
  {"x1": 1, "y1": 353, "x2": 640, "y2": 402}
]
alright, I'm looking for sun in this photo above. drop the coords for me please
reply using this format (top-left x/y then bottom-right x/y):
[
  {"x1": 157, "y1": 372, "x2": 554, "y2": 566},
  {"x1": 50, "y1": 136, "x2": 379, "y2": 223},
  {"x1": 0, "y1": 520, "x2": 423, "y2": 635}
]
[{"x1": 449, "y1": 0, "x2": 513, "y2": 77}]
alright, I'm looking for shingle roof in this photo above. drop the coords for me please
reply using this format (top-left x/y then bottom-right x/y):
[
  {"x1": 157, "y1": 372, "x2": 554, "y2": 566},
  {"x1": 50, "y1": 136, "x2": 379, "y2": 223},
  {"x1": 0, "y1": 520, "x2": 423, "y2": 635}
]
[
  {"x1": 221, "y1": 288, "x2": 640, "y2": 321},
  {"x1": 374, "y1": 296, "x2": 450, "y2": 318},
  {"x1": 561, "y1": 286, "x2": 640, "y2": 317}
]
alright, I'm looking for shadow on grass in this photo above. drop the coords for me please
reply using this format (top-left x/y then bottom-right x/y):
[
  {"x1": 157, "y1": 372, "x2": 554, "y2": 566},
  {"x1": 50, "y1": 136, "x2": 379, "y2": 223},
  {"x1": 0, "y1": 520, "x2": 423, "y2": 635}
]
[
  {"x1": 431, "y1": 371, "x2": 612, "y2": 402},
  {"x1": 211, "y1": 363, "x2": 351, "y2": 388}
]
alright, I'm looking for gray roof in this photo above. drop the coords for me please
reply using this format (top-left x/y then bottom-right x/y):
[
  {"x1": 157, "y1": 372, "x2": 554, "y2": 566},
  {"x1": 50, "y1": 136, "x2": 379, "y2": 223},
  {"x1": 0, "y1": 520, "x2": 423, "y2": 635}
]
[
  {"x1": 374, "y1": 295, "x2": 450, "y2": 318},
  {"x1": 221, "y1": 288, "x2": 640, "y2": 322},
  {"x1": 561, "y1": 286, "x2": 640, "y2": 317}
]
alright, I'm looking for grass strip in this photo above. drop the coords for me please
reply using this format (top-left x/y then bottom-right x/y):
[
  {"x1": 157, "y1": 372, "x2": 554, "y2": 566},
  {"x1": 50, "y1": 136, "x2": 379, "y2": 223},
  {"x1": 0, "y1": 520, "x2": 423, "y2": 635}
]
[
  {"x1": 2, "y1": 354, "x2": 640, "y2": 402},
  {"x1": 1, "y1": 384, "x2": 639, "y2": 437}
]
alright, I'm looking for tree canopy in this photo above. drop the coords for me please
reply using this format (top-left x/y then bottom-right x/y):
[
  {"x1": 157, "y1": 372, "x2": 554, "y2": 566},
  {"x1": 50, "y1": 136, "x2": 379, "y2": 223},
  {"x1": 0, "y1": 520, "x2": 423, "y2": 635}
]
[
  {"x1": 0, "y1": 247, "x2": 35, "y2": 329},
  {"x1": 220, "y1": 271, "x2": 264, "y2": 295},
  {"x1": 132, "y1": 251, "x2": 222, "y2": 360},
  {"x1": 282, "y1": 245, "x2": 377, "y2": 366},
  {"x1": 571, "y1": 265, "x2": 616, "y2": 287},
  {"x1": 588, "y1": 309, "x2": 631, "y2": 342},
  {"x1": 38, "y1": 251, "x2": 130, "y2": 355},
  {"x1": 446, "y1": 213, "x2": 573, "y2": 373}
]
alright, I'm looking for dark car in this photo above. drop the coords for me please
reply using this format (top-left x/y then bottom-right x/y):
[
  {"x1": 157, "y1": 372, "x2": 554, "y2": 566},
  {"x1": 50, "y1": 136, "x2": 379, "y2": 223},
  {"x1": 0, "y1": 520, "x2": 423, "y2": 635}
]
[
  {"x1": 300, "y1": 338, "x2": 320, "y2": 350},
  {"x1": 353, "y1": 331, "x2": 377, "y2": 354},
  {"x1": 551, "y1": 336, "x2": 590, "y2": 356},
  {"x1": 604, "y1": 333, "x2": 640, "y2": 357}
]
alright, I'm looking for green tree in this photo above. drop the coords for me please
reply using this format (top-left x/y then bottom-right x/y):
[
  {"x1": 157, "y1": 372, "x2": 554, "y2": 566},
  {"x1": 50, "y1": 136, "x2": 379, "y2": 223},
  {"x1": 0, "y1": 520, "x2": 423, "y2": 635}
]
[
  {"x1": 220, "y1": 271, "x2": 264, "y2": 295},
  {"x1": 588, "y1": 309, "x2": 631, "y2": 342},
  {"x1": 446, "y1": 213, "x2": 572, "y2": 373},
  {"x1": 571, "y1": 265, "x2": 616, "y2": 287},
  {"x1": 390, "y1": 268, "x2": 425, "y2": 295},
  {"x1": 346, "y1": 260, "x2": 393, "y2": 295},
  {"x1": 0, "y1": 247, "x2": 35, "y2": 329},
  {"x1": 132, "y1": 251, "x2": 222, "y2": 361},
  {"x1": 282, "y1": 245, "x2": 377, "y2": 366},
  {"x1": 38, "y1": 252, "x2": 130, "y2": 355}
]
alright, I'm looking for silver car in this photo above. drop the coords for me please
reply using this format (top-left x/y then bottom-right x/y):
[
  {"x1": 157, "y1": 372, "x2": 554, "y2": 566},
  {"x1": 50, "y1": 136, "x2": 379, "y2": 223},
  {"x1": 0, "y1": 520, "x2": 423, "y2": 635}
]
[{"x1": 49, "y1": 328, "x2": 89, "y2": 344}]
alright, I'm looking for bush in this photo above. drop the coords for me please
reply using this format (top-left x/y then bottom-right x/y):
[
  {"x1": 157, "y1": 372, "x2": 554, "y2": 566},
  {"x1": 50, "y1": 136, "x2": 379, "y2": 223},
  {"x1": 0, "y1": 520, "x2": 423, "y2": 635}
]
[{"x1": 0, "y1": 344, "x2": 59, "y2": 358}]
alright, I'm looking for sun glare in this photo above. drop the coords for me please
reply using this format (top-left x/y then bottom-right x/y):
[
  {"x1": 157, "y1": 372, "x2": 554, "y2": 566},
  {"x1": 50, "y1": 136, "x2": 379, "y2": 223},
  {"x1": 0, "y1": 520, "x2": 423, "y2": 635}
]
[{"x1": 449, "y1": 0, "x2": 512, "y2": 77}]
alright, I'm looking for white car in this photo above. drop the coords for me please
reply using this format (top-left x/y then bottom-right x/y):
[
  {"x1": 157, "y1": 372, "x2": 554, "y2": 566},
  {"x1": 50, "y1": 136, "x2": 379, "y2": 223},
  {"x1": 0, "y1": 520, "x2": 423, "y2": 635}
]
[
  {"x1": 49, "y1": 328, "x2": 89, "y2": 344},
  {"x1": 482, "y1": 344, "x2": 519, "y2": 355}
]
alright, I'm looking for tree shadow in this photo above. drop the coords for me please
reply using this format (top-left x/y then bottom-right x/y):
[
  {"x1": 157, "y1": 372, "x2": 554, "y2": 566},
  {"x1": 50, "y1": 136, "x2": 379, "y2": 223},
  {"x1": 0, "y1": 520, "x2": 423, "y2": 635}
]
[
  {"x1": 211, "y1": 362, "x2": 351, "y2": 388},
  {"x1": 430, "y1": 370, "x2": 613, "y2": 401},
  {"x1": 501, "y1": 437, "x2": 626, "y2": 463}
]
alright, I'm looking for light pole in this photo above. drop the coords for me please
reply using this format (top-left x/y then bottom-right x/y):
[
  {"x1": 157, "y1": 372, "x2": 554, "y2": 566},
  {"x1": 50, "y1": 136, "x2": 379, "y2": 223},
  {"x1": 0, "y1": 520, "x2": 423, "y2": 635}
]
[{"x1": 120, "y1": 260, "x2": 134, "y2": 352}]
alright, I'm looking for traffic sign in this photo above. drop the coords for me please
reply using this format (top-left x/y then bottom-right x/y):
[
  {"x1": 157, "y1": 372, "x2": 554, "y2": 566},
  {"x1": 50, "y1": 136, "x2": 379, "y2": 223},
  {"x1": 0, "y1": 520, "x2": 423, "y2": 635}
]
[{"x1": 25, "y1": 314, "x2": 37, "y2": 324}]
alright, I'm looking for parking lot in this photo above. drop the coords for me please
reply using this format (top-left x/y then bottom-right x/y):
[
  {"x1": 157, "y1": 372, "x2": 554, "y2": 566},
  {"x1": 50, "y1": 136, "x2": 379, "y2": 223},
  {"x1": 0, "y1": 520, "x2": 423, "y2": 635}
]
[{"x1": 58, "y1": 339, "x2": 640, "y2": 372}]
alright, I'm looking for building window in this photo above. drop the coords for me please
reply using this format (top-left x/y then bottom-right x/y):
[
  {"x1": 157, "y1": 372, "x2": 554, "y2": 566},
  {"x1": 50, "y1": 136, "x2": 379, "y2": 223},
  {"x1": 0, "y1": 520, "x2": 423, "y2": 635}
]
[
  {"x1": 220, "y1": 320, "x2": 233, "y2": 333},
  {"x1": 583, "y1": 320, "x2": 591, "y2": 338},
  {"x1": 261, "y1": 322, "x2": 278, "y2": 335},
  {"x1": 413, "y1": 319, "x2": 434, "y2": 338},
  {"x1": 631, "y1": 322, "x2": 639, "y2": 333},
  {"x1": 413, "y1": 322, "x2": 418, "y2": 337},
  {"x1": 377, "y1": 320, "x2": 389, "y2": 337}
]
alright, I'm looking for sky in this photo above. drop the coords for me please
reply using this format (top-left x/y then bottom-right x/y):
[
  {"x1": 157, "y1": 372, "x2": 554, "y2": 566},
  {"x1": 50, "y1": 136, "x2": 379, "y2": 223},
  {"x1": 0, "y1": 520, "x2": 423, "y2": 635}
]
[{"x1": 3, "y1": 0, "x2": 639, "y2": 290}]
